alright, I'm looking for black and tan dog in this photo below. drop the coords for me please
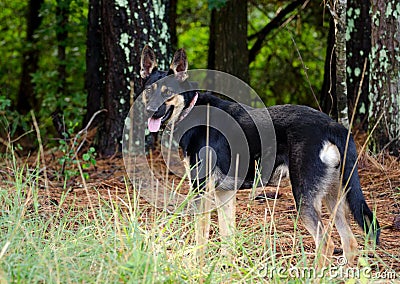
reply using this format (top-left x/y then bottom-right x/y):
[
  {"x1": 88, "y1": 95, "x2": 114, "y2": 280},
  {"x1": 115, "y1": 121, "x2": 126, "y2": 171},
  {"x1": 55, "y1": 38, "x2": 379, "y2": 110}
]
[{"x1": 138, "y1": 45, "x2": 380, "y2": 265}]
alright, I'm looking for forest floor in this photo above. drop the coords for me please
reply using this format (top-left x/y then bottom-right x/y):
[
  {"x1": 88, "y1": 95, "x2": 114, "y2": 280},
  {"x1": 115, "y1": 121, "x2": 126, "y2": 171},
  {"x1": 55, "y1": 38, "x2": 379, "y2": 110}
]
[{"x1": 1, "y1": 133, "x2": 400, "y2": 281}]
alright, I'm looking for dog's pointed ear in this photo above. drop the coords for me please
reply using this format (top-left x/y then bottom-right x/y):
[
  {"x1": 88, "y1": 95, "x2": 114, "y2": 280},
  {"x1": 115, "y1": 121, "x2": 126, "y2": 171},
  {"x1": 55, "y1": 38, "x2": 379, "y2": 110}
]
[
  {"x1": 140, "y1": 45, "x2": 158, "y2": 79},
  {"x1": 170, "y1": 48, "x2": 188, "y2": 82}
]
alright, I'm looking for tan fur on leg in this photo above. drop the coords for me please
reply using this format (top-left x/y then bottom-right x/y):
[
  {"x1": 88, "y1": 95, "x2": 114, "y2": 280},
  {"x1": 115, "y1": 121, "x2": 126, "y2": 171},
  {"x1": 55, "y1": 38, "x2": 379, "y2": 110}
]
[
  {"x1": 302, "y1": 211, "x2": 334, "y2": 268},
  {"x1": 194, "y1": 197, "x2": 211, "y2": 261},
  {"x1": 194, "y1": 179, "x2": 214, "y2": 261},
  {"x1": 325, "y1": 194, "x2": 359, "y2": 265},
  {"x1": 215, "y1": 190, "x2": 236, "y2": 258}
]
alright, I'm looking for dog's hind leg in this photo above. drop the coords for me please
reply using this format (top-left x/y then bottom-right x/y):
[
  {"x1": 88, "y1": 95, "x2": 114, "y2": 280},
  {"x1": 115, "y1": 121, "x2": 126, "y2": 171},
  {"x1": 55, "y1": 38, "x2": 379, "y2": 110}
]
[
  {"x1": 325, "y1": 191, "x2": 358, "y2": 265},
  {"x1": 291, "y1": 142, "x2": 344, "y2": 267},
  {"x1": 215, "y1": 189, "x2": 236, "y2": 259},
  {"x1": 298, "y1": 193, "x2": 335, "y2": 268},
  {"x1": 319, "y1": 141, "x2": 358, "y2": 264}
]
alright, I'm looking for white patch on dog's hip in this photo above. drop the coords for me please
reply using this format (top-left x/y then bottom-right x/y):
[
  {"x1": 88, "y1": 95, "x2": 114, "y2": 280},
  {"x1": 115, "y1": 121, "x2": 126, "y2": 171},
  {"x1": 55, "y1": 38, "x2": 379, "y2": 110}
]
[{"x1": 319, "y1": 141, "x2": 340, "y2": 168}]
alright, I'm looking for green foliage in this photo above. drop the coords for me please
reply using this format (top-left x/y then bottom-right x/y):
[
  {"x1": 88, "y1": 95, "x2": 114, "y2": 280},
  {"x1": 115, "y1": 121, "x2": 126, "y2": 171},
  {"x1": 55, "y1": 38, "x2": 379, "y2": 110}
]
[
  {"x1": 34, "y1": 0, "x2": 88, "y2": 129},
  {"x1": 248, "y1": 2, "x2": 328, "y2": 107},
  {"x1": 3, "y1": 0, "x2": 328, "y2": 148},
  {"x1": 0, "y1": 96, "x2": 11, "y2": 111},
  {"x1": 178, "y1": 1, "x2": 328, "y2": 107},
  {"x1": 0, "y1": 107, "x2": 32, "y2": 147},
  {"x1": 208, "y1": 0, "x2": 227, "y2": 10},
  {"x1": 0, "y1": 0, "x2": 88, "y2": 143},
  {"x1": 177, "y1": 0, "x2": 210, "y2": 69},
  {"x1": 82, "y1": 147, "x2": 96, "y2": 167},
  {"x1": 58, "y1": 123, "x2": 97, "y2": 183},
  {"x1": 0, "y1": 1, "x2": 26, "y2": 99}
]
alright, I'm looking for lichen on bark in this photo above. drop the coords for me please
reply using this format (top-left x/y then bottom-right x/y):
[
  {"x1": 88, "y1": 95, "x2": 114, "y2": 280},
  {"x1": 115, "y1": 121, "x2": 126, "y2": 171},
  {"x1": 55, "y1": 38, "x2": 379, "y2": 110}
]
[
  {"x1": 369, "y1": 0, "x2": 400, "y2": 155},
  {"x1": 85, "y1": 0, "x2": 172, "y2": 156}
]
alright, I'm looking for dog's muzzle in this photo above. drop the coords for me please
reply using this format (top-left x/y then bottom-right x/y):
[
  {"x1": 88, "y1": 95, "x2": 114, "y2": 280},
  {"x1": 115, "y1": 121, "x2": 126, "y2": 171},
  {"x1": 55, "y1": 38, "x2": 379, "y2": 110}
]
[{"x1": 147, "y1": 105, "x2": 173, "y2": 133}]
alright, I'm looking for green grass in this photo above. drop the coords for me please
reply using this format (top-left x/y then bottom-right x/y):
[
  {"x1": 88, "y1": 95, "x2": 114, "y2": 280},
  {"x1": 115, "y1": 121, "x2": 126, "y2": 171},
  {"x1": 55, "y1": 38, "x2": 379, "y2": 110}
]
[{"x1": 0, "y1": 149, "x2": 398, "y2": 283}]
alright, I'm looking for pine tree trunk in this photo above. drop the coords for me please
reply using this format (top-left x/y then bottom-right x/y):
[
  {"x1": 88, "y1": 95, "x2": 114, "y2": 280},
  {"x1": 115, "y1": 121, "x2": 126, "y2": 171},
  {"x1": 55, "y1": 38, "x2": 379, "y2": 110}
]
[
  {"x1": 369, "y1": 0, "x2": 400, "y2": 156},
  {"x1": 168, "y1": 0, "x2": 178, "y2": 51},
  {"x1": 84, "y1": 0, "x2": 172, "y2": 156},
  {"x1": 346, "y1": 0, "x2": 371, "y2": 130},
  {"x1": 320, "y1": 17, "x2": 337, "y2": 118},
  {"x1": 56, "y1": 0, "x2": 70, "y2": 99},
  {"x1": 208, "y1": 0, "x2": 248, "y2": 83},
  {"x1": 84, "y1": 0, "x2": 103, "y2": 127},
  {"x1": 322, "y1": 0, "x2": 372, "y2": 130},
  {"x1": 16, "y1": 0, "x2": 44, "y2": 114},
  {"x1": 334, "y1": 0, "x2": 349, "y2": 128}
]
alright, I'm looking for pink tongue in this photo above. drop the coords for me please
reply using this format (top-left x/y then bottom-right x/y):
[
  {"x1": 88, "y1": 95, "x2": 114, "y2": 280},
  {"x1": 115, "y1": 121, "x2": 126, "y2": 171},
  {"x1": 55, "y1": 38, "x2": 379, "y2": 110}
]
[{"x1": 148, "y1": 117, "x2": 162, "y2": 132}]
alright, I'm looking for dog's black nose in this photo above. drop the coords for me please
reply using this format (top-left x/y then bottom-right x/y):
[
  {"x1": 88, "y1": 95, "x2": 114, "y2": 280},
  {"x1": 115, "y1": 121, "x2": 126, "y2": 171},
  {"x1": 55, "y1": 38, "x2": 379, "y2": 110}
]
[
  {"x1": 147, "y1": 103, "x2": 166, "y2": 119},
  {"x1": 146, "y1": 105, "x2": 157, "y2": 112}
]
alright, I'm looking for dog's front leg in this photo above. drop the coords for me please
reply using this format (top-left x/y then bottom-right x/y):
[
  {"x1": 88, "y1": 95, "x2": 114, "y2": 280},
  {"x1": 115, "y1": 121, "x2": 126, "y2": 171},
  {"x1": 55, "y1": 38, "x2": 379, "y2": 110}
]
[
  {"x1": 194, "y1": 190, "x2": 212, "y2": 261},
  {"x1": 215, "y1": 190, "x2": 236, "y2": 259}
]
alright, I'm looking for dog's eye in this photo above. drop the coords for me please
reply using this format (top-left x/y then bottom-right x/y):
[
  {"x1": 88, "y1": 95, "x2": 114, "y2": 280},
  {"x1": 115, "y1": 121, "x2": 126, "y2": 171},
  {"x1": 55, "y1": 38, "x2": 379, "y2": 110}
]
[
  {"x1": 163, "y1": 90, "x2": 173, "y2": 98},
  {"x1": 166, "y1": 95, "x2": 175, "y2": 103}
]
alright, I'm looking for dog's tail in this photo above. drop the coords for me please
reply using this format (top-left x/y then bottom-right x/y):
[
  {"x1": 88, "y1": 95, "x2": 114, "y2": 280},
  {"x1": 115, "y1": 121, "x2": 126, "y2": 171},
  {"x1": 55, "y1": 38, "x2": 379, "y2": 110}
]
[{"x1": 335, "y1": 133, "x2": 381, "y2": 244}]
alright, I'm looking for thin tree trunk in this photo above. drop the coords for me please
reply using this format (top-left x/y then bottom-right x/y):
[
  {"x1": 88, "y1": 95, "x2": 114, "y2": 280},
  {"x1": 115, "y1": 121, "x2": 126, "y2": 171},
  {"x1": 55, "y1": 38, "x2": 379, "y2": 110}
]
[
  {"x1": 169, "y1": 0, "x2": 178, "y2": 51},
  {"x1": 333, "y1": 0, "x2": 349, "y2": 128},
  {"x1": 56, "y1": 0, "x2": 70, "y2": 99},
  {"x1": 17, "y1": 0, "x2": 44, "y2": 114},
  {"x1": 369, "y1": 0, "x2": 400, "y2": 155},
  {"x1": 320, "y1": 17, "x2": 337, "y2": 118}
]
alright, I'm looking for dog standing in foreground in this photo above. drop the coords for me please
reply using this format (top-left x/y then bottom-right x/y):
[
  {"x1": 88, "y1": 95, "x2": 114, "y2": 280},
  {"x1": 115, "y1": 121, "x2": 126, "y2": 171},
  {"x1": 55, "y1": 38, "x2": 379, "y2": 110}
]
[{"x1": 138, "y1": 45, "x2": 380, "y2": 266}]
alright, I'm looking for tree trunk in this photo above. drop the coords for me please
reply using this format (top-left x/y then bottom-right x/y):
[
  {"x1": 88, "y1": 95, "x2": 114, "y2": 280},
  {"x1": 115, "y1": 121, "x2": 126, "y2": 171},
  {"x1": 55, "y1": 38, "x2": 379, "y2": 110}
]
[
  {"x1": 346, "y1": 0, "x2": 371, "y2": 130},
  {"x1": 321, "y1": 0, "x2": 371, "y2": 129},
  {"x1": 369, "y1": 0, "x2": 400, "y2": 156},
  {"x1": 168, "y1": 0, "x2": 178, "y2": 51},
  {"x1": 16, "y1": 0, "x2": 44, "y2": 114},
  {"x1": 334, "y1": 0, "x2": 349, "y2": 128},
  {"x1": 208, "y1": 0, "x2": 248, "y2": 83},
  {"x1": 84, "y1": 0, "x2": 173, "y2": 156},
  {"x1": 56, "y1": 0, "x2": 70, "y2": 99},
  {"x1": 320, "y1": 17, "x2": 337, "y2": 118},
  {"x1": 83, "y1": 0, "x2": 103, "y2": 127}
]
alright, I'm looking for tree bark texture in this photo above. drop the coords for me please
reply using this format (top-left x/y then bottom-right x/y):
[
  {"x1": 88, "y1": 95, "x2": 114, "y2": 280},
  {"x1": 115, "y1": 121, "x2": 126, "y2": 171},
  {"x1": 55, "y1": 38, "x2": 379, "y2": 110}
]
[
  {"x1": 56, "y1": 0, "x2": 70, "y2": 99},
  {"x1": 208, "y1": 0, "x2": 249, "y2": 83},
  {"x1": 320, "y1": 17, "x2": 337, "y2": 118},
  {"x1": 84, "y1": 0, "x2": 172, "y2": 156},
  {"x1": 168, "y1": 0, "x2": 178, "y2": 51},
  {"x1": 346, "y1": 0, "x2": 371, "y2": 130},
  {"x1": 17, "y1": 0, "x2": 44, "y2": 114},
  {"x1": 84, "y1": 0, "x2": 103, "y2": 127},
  {"x1": 369, "y1": 0, "x2": 400, "y2": 155},
  {"x1": 334, "y1": 0, "x2": 349, "y2": 128},
  {"x1": 321, "y1": 0, "x2": 371, "y2": 129}
]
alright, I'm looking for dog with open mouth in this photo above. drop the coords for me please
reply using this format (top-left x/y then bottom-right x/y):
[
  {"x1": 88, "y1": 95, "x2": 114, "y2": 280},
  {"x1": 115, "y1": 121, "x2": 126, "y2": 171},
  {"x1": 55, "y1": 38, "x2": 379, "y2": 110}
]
[{"x1": 138, "y1": 45, "x2": 380, "y2": 266}]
